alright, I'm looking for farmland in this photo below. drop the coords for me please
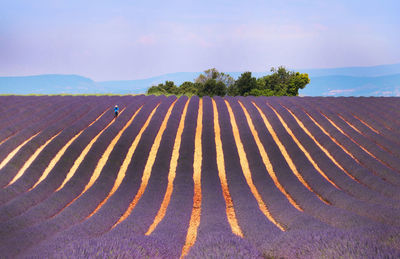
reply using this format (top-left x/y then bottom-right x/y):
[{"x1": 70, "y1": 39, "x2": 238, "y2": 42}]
[{"x1": 0, "y1": 95, "x2": 399, "y2": 258}]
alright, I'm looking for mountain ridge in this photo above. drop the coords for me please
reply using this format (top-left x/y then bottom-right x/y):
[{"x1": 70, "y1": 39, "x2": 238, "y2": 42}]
[{"x1": 1, "y1": 63, "x2": 400, "y2": 96}]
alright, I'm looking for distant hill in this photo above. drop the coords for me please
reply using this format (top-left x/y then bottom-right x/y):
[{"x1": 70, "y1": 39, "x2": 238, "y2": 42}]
[
  {"x1": 1, "y1": 63, "x2": 400, "y2": 96},
  {"x1": 299, "y1": 63, "x2": 400, "y2": 77},
  {"x1": 0, "y1": 75, "x2": 100, "y2": 94},
  {"x1": 96, "y1": 72, "x2": 203, "y2": 94},
  {"x1": 300, "y1": 74, "x2": 400, "y2": 97}
]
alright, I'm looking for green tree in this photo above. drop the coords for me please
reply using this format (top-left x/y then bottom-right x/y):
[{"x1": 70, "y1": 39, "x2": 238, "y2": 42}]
[
  {"x1": 198, "y1": 79, "x2": 227, "y2": 97},
  {"x1": 146, "y1": 66, "x2": 309, "y2": 97},
  {"x1": 146, "y1": 81, "x2": 178, "y2": 95},
  {"x1": 228, "y1": 71, "x2": 257, "y2": 96},
  {"x1": 195, "y1": 68, "x2": 235, "y2": 88},
  {"x1": 177, "y1": 81, "x2": 201, "y2": 96},
  {"x1": 262, "y1": 66, "x2": 310, "y2": 96},
  {"x1": 247, "y1": 88, "x2": 275, "y2": 96}
]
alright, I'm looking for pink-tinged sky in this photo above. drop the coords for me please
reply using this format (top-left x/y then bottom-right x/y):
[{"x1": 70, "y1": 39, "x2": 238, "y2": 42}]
[{"x1": 1, "y1": 0, "x2": 399, "y2": 81}]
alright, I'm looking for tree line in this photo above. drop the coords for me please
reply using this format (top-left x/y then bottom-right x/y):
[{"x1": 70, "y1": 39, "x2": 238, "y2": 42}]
[{"x1": 146, "y1": 66, "x2": 310, "y2": 97}]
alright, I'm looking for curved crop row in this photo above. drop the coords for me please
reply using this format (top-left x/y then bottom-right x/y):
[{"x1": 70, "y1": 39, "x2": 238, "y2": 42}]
[
  {"x1": 321, "y1": 98, "x2": 400, "y2": 158},
  {"x1": 0, "y1": 96, "x2": 70, "y2": 143},
  {"x1": 337, "y1": 97, "x2": 400, "y2": 144},
  {"x1": 0, "y1": 95, "x2": 398, "y2": 258},
  {"x1": 256, "y1": 98, "x2": 400, "y2": 227},
  {"x1": 0, "y1": 96, "x2": 165, "y2": 257},
  {"x1": 187, "y1": 96, "x2": 253, "y2": 258},
  {"x1": 0, "y1": 99, "x2": 107, "y2": 189},
  {"x1": 266, "y1": 99, "x2": 400, "y2": 208},
  {"x1": 306, "y1": 99, "x2": 400, "y2": 171},
  {"x1": 0, "y1": 97, "x2": 91, "y2": 170},
  {"x1": 348, "y1": 98, "x2": 400, "y2": 133},
  {"x1": 291, "y1": 98, "x2": 400, "y2": 187},
  {"x1": 278, "y1": 100, "x2": 400, "y2": 202},
  {"x1": 0, "y1": 98, "x2": 117, "y2": 220},
  {"x1": 0, "y1": 96, "x2": 145, "y2": 242}
]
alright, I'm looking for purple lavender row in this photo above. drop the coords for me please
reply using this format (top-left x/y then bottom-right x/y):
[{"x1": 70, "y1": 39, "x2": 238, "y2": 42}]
[
  {"x1": 0, "y1": 98, "x2": 91, "y2": 190},
  {"x1": 380, "y1": 97, "x2": 400, "y2": 116},
  {"x1": 344, "y1": 96, "x2": 400, "y2": 150},
  {"x1": 249, "y1": 97, "x2": 376, "y2": 229},
  {"x1": 0, "y1": 96, "x2": 86, "y2": 138},
  {"x1": 0, "y1": 96, "x2": 90, "y2": 165},
  {"x1": 224, "y1": 96, "x2": 334, "y2": 257},
  {"x1": 230, "y1": 96, "x2": 388, "y2": 258},
  {"x1": 0, "y1": 96, "x2": 49, "y2": 120},
  {"x1": 348, "y1": 97, "x2": 400, "y2": 134},
  {"x1": 0, "y1": 97, "x2": 118, "y2": 219},
  {"x1": 240, "y1": 97, "x2": 395, "y2": 234},
  {"x1": 9, "y1": 96, "x2": 165, "y2": 258},
  {"x1": 146, "y1": 96, "x2": 199, "y2": 258},
  {"x1": 256, "y1": 98, "x2": 400, "y2": 227},
  {"x1": 354, "y1": 97, "x2": 400, "y2": 141},
  {"x1": 0, "y1": 96, "x2": 77, "y2": 148},
  {"x1": 99, "y1": 96, "x2": 187, "y2": 235},
  {"x1": 265, "y1": 223, "x2": 400, "y2": 258},
  {"x1": 320, "y1": 98, "x2": 400, "y2": 158},
  {"x1": 305, "y1": 98, "x2": 400, "y2": 170},
  {"x1": 30, "y1": 231, "x2": 175, "y2": 258},
  {"x1": 279, "y1": 98, "x2": 400, "y2": 202},
  {"x1": 345, "y1": 96, "x2": 400, "y2": 125},
  {"x1": 0, "y1": 96, "x2": 22, "y2": 111},
  {"x1": 301, "y1": 95, "x2": 400, "y2": 146},
  {"x1": 56, "y1": 95, "x2": 179, "y2": 241},
  {"x1": 289, "y1": 98, "x2": 400, "y2": 187},
  {"x1": 338, "y1": 97, "x2": 400, "y2": 143},
  {"x1": 0, "y1": 96, "x2": 51, "y2": 134},
  {"x1": 51, "y1": 96, "x2": 188, "y2": 258},
  {"x1": 187, "y1": 96, "x2": 262, "y2": 258},
  {"x1": 0, "y1": 97, "x2": 113, "y2": 188},
  {"x1": 321, "y1": 96, "x2": 400, "y2": 160},
  {"x1": 211, "y1": 96, "x2": 282, "y2": 256},
  {"x1": 0, "y1": 96, "x2": 147, "y2": 245},
  {"x1": 234, "y1": 97, "x2": 330, "y2": 228},
  {"x1": 266, "y1": 98, "x2": 400, "y2": 208}
]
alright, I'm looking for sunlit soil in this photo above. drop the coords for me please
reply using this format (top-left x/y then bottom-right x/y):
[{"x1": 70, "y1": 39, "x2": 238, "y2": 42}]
[
  {"x1": 29, "y1": 109, "x2": 109, "y2": 191},
  {"x1": 302, "y1": 110, "x2": 360, "y2": 164},
  {"x1": 181, "y1": 99, "x2": 203, "y2": 258},
  {"x1": 252, "y1": 102, "x2": 331, "y2": 205},
  {"x1": 0, "y1": 133, "x2": 17, "y2": 147},
  {"x1": 352, "y1": 115, "x2": 381, "y2": 134},
  {"x1": 7, "y1": 131, "x2": 61, "y2": 187},
  {"x1": 226, "y1": 100, "x2": 286, "y2": 231},
  {"x1": 110, "y1": 101, "x2": 176, "y2": 227},
  {"x1": 267, "y1": 103, "x2": 340, "y2": 190},
  {"x1": 282, "y1": 105, "x2": 360, "y2": 183},
  {"x1": 146, "y1": 99, "x2": 189, "y2": 235},
  {"x1": 1, "y1": 96, "x2": 399, "y2": 259},
  {"x1": 51, "y1": 106, "x2": 143, "y2": 218},
  {"x1": 337, "y1": 113, "x2": 395, "y2": 155},
  {"x1": 238, "y1": 101, "x2": 303, "y2": 212},
  {"x1": 319, "y1": 111, "x2": 398, "y2": 172},
  {"x1": 56, "y1": 108, "x2": 126, "y2": 192},
  {"x1": 0, "y1": 132, "x2": 40, "y2": 171},
  {"x1": 337, "y1": 114, "x2": 363, "y2": 135},
  {"x1": 212, "y1": 99, "x2": 243, "y2": 237},
  {"x1": 85, "y1": 104, "x2": 159, "y2": 219}
]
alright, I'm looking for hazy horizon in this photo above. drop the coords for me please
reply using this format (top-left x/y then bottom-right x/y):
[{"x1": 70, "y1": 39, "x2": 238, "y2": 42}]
[{"x1": 1, "y1": 1, "x2": 400, "y2": 81}]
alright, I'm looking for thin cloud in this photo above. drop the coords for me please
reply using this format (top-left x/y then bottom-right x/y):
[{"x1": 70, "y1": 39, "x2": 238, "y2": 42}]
[{"x1": 323, "y1": 89, "x2": 356, "y2": 96}]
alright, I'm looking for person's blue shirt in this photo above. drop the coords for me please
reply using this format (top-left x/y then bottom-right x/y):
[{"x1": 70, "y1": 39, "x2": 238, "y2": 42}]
[{"x1": 114, "y1": 106, "x2": 119, "y2": 112}]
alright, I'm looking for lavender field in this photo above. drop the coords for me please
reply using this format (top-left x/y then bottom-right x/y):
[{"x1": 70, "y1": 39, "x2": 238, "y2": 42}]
[{"x1": 0, "y1": 95, "x2": 399, "y2": 258}]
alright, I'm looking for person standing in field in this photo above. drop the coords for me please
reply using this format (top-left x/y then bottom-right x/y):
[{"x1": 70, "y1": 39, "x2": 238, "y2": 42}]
[{"x1": 114, "y1": 105, "x2": 119, "y2": 118}]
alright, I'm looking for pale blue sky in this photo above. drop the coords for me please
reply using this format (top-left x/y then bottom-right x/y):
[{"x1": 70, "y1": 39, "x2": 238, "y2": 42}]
[{"x1": 1, "y1": 0, "x2": 399, "y2": 80}]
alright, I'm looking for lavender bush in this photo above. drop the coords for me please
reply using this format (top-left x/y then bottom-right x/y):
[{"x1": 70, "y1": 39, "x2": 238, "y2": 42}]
[{"x1": 0, "y1": 95, "x2": 398, "y2": 258}]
